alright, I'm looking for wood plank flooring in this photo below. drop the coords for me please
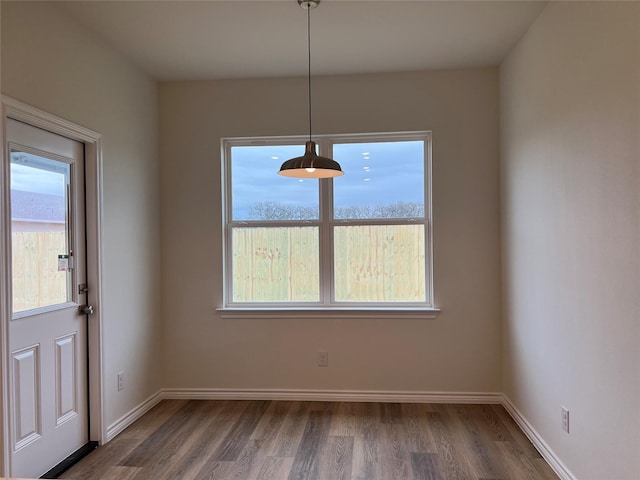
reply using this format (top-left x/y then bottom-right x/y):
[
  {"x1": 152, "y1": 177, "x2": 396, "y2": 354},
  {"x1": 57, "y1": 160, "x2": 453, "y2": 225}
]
[{"x1": 61, "y1": 400, "x2": 559, "y2": 480}]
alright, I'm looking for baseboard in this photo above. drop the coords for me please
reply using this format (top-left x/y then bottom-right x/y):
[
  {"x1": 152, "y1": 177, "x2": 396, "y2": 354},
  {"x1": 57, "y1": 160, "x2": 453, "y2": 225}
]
[
  {"x1": 105, "y1": 391, "x2": 163, "y2": 442},
  {"x1": 160, "y1": 388, "x2": 503, "y2": 404},
  {"x1": 501, "y1": 395, "x2": 576, "y2": 480}
]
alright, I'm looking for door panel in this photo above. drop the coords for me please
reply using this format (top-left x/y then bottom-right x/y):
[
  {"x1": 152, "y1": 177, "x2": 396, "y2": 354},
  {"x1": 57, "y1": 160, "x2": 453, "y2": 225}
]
[
  {"x1": 11, "y1": 345, "x2": 40, "y2": 449},
  {"x1": 55, "y1": 333, "x2": 78, "y2": 424},
  {"x1": 7, "y1": 119, "x2": 88, "y2": 478}
]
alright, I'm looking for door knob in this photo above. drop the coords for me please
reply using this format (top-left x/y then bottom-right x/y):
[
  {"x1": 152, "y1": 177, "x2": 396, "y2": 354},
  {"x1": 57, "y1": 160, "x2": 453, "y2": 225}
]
[{"x1": 78, "y1": 305, "x2": 94, "y2": 315}]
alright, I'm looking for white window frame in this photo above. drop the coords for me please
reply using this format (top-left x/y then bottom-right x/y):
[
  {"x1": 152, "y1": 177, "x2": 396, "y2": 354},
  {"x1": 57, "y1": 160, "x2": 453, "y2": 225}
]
[{"x1": 219, "y1": 131, "x2": 438, "y2": 319}]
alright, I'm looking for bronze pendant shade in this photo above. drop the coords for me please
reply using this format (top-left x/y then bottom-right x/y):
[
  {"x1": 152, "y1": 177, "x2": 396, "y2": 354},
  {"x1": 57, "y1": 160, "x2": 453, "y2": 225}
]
[
  {"x1": 278, "y1": 140, "x2": 343, "y2": 178},
  {"x1": 278, "y1": 0, "x2": 343, "y2": 178}
]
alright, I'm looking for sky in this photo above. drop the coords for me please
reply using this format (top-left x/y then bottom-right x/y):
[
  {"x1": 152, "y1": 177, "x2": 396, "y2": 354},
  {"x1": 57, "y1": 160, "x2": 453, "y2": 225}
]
[
  {"x1": 10, "y1": 151, "x2": 68, "y2": 197},
  {"x1": 231, "y1": 140, "x2": 425, "y2": 220},
  {"x1": 10, "y1": 142, "x2": 426, "y2": 218}
]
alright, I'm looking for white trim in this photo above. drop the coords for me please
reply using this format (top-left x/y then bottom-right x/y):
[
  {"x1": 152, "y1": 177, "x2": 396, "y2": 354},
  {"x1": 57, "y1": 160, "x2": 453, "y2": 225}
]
[
  {"x1": 221, "y1": 131, "x2": 434, "y2": 310},
  {"x1": 161, "y1": 388, "x2": 502, "y2": 404},
  {"x1": 0, "y1": 97, "x2": 106, "y2": 476},
  {"x1": 84, "y1": 137, "x2": 106, "y2": 445},
  {"x1": 105, "y1": 391, "x2": 163, "y2": 443},
  {"x1": 217, "y1": 307, "x2": 440, "y2": 320},
  {"x1": 502, "y1": 395, "x2": 577, "y2": 480},
  {"x1": 0, "y1": 101, "x2": 12, "y2": 476},
  {"x1": 1, "y1": 97, "x2": 101, "y2": 143}
]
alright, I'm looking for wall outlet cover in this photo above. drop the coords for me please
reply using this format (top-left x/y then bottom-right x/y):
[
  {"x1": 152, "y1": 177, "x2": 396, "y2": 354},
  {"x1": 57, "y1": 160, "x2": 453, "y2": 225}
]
[
  {"x1": 561, "y1": 406, "x2": 569, "y2": 433},
  {"x1": 317, "y1": 351, "x2": 329, "y2": 367}
]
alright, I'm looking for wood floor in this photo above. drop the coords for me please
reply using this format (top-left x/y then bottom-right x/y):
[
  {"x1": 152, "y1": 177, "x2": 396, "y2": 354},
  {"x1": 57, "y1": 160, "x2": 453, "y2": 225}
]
[{"x1": 61, "y1": 400, "x2": 559, "y2": 480}]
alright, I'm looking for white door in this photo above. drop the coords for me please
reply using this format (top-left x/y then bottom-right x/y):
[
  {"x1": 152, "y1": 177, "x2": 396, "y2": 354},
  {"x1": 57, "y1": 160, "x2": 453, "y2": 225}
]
[{"x1": 7, "y1": 119, "x2": 89, "y2": 478}]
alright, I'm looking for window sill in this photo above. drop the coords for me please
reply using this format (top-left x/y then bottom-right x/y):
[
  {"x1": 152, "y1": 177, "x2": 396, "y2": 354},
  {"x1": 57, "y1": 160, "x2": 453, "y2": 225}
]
[{"x1": 216, "y1": 307, "x2": 440, "y2": 320}]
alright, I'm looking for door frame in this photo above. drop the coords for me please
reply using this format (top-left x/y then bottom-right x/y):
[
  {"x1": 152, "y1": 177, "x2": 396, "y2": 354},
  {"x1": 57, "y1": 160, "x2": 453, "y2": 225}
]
[{"x1": 0, "y1": 96, "x2": 105, "y2": 475}]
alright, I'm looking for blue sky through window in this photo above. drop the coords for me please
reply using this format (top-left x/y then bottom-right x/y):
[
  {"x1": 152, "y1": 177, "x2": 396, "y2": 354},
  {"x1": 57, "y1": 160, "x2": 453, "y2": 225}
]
[
  {"x1": 231, "y1": 140, "x2": 425, "y2": 221},
  {"x1": 10, "y1": 152, "x2": 68, "y2": 197},
  {"x1": 333, "y1": 141, "x2": 424, "y2": 218},
  {"x1": 231, "y1": 144, "x2": 319, "y2": 220}
]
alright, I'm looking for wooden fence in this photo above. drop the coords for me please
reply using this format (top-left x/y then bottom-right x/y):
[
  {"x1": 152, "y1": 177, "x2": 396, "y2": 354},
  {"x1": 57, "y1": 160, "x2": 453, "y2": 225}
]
[
  {"x1": 233, "y1": 227, "x2": 320, "y2": 302},
  {"x1": 12, "y1": 226, "x2": 426, "y2": 309},
  {"x1": 232, "y1": 225, "x2": 425, "y2": 303},
  {"x1": 12, "y1": 231, "x2": 68, "y2": 312}
]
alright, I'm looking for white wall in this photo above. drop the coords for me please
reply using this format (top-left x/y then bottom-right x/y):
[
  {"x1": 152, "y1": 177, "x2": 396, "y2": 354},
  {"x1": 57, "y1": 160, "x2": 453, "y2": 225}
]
[
  {"x1": 500, "y1": 2, "x2": 640, "y2": 479},
  {"x1": 159, "y1": 69, "x2": 502, "y2": 393},
  {"x1": 1, "y1": 0, "x2": 163, "y2": 439}
]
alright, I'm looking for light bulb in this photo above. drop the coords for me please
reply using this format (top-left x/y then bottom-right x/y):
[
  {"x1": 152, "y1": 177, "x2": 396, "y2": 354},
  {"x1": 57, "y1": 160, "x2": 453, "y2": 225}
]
[{"x1": 305, "y1": 168, "x2": 316, "y2": 173}]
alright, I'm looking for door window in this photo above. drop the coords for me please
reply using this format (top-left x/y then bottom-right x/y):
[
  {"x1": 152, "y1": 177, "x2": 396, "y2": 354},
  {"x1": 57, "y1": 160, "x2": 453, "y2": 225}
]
[{"x1": 10, "y1": 151, "x2": 72, "y2": 313}]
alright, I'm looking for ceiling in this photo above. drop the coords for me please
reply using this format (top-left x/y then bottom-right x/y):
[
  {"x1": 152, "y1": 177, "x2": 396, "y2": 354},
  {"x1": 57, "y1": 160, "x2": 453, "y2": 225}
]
[{"x1": 58, "y1": 0, "x2": 547, "y2": 82}]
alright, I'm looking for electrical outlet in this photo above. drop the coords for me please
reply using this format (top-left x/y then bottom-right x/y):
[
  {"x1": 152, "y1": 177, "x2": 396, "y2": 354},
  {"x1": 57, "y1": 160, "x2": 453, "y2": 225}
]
[
  {"x1": 117, "y1": 371, "x2": 125, "y2": 391},
  {"x1": 317, "y1": 351, "x2": 329, "y2": 367},
  {"x1": 561, "y1": 406, "x2": 569, "y2": 433}
]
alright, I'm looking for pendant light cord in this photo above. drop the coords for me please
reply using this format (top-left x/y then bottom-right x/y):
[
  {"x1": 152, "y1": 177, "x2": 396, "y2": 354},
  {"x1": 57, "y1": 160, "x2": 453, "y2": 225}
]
[{"x1": 307, "y1": 4, "x2": 312, "y2": 143}]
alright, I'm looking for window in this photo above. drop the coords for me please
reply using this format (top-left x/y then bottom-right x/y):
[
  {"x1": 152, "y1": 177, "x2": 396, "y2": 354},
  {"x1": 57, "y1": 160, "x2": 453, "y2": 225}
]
[{"x1": 222, "y1": 132, "x2": 434, "y2": 312}]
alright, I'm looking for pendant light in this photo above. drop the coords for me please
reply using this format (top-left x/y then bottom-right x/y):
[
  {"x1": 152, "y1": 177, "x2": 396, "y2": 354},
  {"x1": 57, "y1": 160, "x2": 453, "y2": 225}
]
[{"x1": 278, "y1": 0, "x2": 343, "y2": 178}]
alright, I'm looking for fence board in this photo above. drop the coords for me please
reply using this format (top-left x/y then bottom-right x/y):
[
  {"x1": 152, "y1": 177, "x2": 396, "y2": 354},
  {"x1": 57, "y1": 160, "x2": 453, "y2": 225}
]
[{"x1": 12, "y1": 231, "x2": 68, "y2": 312}]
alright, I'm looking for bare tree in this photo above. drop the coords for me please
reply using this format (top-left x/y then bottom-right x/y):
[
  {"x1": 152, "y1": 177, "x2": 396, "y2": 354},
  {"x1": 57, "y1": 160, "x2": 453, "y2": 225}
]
[
  {"x1": 335, "y1": 201, "x2": 424, "y2": 219},
  {"x1": 249, "y1": 201, "x2": 424, "y2": 220},
  {"x1": 249, "y1": 201, "x2": 318, "y2": 220}
]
